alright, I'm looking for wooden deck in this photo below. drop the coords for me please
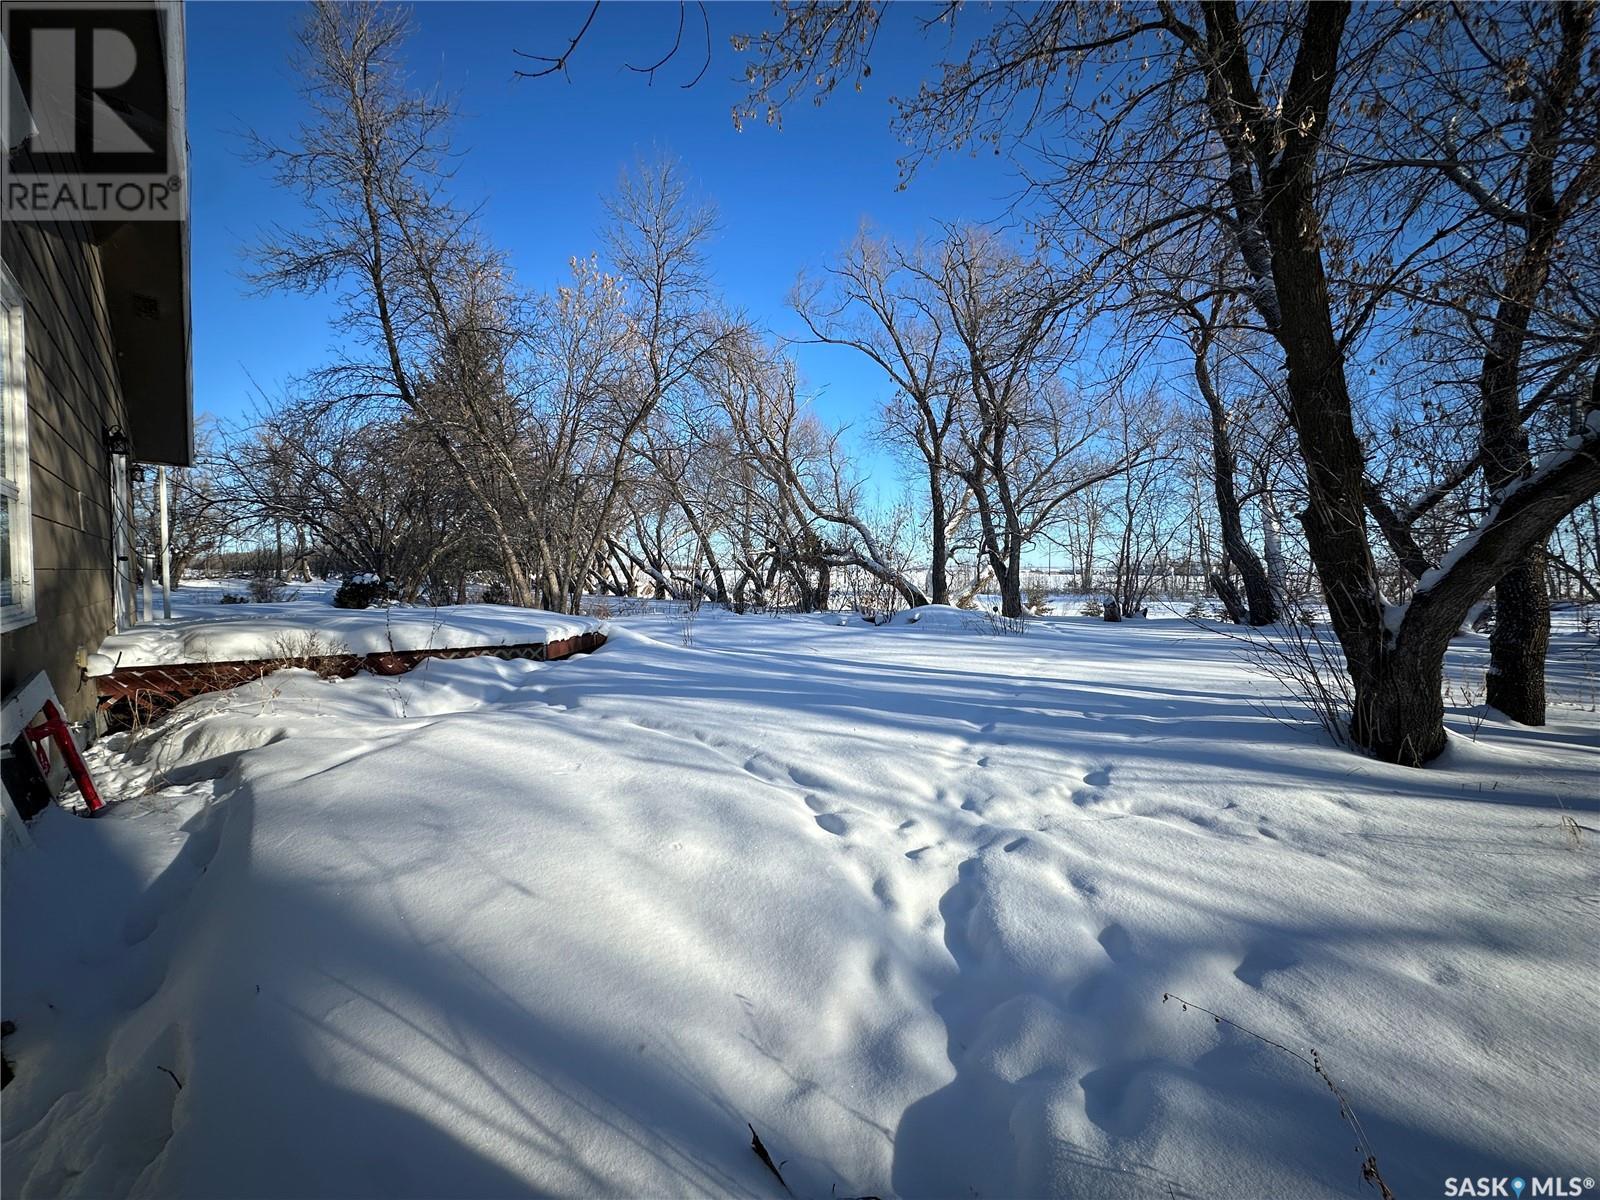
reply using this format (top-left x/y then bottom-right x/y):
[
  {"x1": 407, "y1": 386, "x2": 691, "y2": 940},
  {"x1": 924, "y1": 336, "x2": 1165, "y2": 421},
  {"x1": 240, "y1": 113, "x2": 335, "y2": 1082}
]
[{"x1": 94, "y1": 631, "x2": 607, "y2": 726}]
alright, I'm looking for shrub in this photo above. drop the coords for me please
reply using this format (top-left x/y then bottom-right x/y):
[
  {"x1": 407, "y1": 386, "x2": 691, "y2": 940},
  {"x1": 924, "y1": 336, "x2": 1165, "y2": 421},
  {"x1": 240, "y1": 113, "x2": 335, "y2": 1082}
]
[
  {"x1": 266, "y1": 632, "x2": 350, "y2": 677},
  {"x1": 1217, "y1": 619, "x2": 1356, "y2": 748},
  {"x1": 1079, "y1": 598, "x2": 1104, "y2": 618},
  {"x1": 247, "y1": 576, "x2": 293, "y2": 603},
  {"x1": 480, "y1": 579, "x2": 509, "y2": 606},
  {"x1": 333, "y1": 575, "x2": 393, "y2": 610},
  {"x1": 1025, "y1": 583, "x2": 1052, "y2": 616}
]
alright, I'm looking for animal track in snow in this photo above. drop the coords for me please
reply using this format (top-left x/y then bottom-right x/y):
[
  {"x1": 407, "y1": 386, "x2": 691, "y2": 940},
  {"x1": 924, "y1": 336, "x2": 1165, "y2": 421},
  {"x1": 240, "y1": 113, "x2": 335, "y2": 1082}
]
[
  {"x1": 814, "y1": 813, "x2": 849, "y2": 837},
  {"x1": 1097, "y1": 923, "x2": 1134, "y2": 963},
  {"x1": 1064, "y1": 871, "x2": 1100, "y2": 898},
  {"x1": 872, "y1": 876, "x2": 899, "y2": 912},
  {"x1": 742, "y1": 753, "x2": 838, "y2": 793},
  {"x1": 1079, "y1": 1060, "x2": 1159, "y2": 1138},
  {"x1": 1070, "y1": 765, "x2": 1116, "y2": 808},
  {"x1": 1234, "y1": 941, "x2": 1301, "y2": 988}
]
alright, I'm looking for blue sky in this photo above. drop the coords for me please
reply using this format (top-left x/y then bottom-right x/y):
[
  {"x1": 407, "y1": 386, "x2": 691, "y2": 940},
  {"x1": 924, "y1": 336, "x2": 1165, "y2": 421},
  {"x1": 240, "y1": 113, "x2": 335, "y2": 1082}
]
[{"x1": 188, "y1": 1, "x2": 1027, "y2": 484}]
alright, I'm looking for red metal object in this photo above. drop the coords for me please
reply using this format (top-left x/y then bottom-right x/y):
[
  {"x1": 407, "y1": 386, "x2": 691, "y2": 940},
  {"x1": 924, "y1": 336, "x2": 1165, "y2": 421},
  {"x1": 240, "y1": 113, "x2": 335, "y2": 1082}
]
[{"x1": 21, "y1": 700, "x2": 105, "y2": 816}]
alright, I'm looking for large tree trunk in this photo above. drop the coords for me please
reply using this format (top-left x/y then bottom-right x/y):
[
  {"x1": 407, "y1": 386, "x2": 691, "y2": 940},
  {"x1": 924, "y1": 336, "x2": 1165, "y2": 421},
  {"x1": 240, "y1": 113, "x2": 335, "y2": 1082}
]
[
  {"x1": 1221, "y1": 2, "x2": 1409, "y2": 757},
  {"x1": 997, "y1": 556, "x2": 1023, "y2": 618},
  {"x1": 928, "y1": 476, "x2": 951, "y2": 606},
  {"x1": 994, "y1": 504, "x2": 1025, "y2": 618},
  {"x1": 1487, "y1": 555, "x2": 1550, "y2": 723},
  {"x1": 1350, "y1": 643, "x2": 1449, "y2": 766},
  {"x1": 1209, "y1": 570, "x2": 1248, "y2": 625},
  {"x1": 1481, "y1": 270, "x2": 1556, "y2": 723}
]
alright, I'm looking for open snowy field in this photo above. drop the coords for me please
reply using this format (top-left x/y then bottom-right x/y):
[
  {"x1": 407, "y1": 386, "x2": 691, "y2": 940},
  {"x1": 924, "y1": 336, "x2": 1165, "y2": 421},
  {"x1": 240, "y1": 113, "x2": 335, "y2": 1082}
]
[{"x1": 3, "y1": 606, "x2": 1597, "y2": 1199}]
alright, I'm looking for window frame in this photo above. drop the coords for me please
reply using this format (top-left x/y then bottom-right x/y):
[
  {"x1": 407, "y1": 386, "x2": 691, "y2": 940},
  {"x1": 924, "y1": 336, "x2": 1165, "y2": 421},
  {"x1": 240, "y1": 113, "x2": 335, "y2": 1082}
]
[{"x1": 1, "y1": 261, "x2": 35, "y2": 633}]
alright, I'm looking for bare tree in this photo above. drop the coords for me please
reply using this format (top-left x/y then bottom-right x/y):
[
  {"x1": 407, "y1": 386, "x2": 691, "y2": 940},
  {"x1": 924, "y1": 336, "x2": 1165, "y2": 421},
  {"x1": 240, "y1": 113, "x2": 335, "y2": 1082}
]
[
  {"x1": 1360, "y1": 1, "x2": 1600, "y2": 723},
  {"x1": 1103, "y1": 393, "x2": 1185, "y2": 619},
  {"x1": 793, "y1": 230, "x2": 960, "y2": 604},
  {"x1": 223, "y1": 398, "x2": 472, "y2": 601},
  {"x1": 249, "y1": 0, "x2": 548, "y2": 603},
  {"x1": 737, "y1": 1, "x2": 1600, "y2": 765},
  {"x1": 716, "y1": 336, "x2": 929, "y2": 610},
  {"x1": 913, "y1": 227, "x2": 1141, "y2": 618}
]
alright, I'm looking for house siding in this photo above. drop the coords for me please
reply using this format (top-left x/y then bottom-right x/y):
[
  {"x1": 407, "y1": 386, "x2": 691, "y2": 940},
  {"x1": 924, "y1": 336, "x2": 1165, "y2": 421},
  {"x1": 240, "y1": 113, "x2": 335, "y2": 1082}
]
[{"x1": 1, "y1": 219, "x2": 131, "y2": 723}]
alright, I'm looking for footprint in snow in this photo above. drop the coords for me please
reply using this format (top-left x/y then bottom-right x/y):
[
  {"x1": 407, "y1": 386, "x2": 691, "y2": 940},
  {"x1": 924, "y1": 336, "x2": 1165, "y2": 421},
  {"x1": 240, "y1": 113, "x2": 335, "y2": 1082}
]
[
  {"x1": 1097, "y1": 923, "x2": 1135, "y2": 963},
  {"x1": 872, "y1": 876, "x2": 899, "y2": 912},
  {"x1": 1070, "y1": 765, "x2": 1116, "y2": 808},
  {"x1": 1065, "y1": 871, "x2": 1100, "y2": 898},
  {"x1": 742, "y1": 754, "x2": 790, "y2": 785},
  {"x1": 1079, "y1": 1060, "x2": 1159, "y2": 1138},
  {"x1": 814, "y1": 813, "x2": 849, "y2": 837},
  {"x1": 1234, "y1": 942, "x2": 1301, "y2": 988}
]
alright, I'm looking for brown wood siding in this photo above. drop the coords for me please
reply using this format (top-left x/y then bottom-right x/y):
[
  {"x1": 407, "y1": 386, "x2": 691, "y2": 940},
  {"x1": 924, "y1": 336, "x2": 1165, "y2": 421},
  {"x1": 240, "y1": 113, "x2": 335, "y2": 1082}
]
[{"x1": 2, "y1": 218, "x2": 130, "y2": 723}]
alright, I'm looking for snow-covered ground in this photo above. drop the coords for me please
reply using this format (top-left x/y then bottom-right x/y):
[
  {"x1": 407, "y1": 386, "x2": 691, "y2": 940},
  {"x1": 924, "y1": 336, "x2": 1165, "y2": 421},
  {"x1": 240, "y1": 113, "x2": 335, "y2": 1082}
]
[{"x1": 3, "y1": 606, "x2": 1597, "y2": 1199}]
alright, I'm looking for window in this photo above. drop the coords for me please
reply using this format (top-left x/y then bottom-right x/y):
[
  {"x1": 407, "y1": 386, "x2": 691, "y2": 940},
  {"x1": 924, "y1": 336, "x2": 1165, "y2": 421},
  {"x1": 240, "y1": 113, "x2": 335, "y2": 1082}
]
[{"x1": 1, "y1": 262, "x2": 34, "y2": 631}]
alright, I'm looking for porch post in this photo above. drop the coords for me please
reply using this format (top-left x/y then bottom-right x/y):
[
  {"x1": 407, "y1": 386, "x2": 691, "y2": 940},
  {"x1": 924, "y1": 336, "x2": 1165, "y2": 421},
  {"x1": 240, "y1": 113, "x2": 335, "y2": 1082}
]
[{"x1": 158, "y1": 466, "x2": 172, "y2": 618}]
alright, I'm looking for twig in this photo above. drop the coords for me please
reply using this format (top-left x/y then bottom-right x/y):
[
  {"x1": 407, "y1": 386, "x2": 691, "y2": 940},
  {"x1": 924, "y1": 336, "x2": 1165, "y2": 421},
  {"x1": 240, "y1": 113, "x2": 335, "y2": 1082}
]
[
  {"x1": 512, "y1": 0, "x2": 600, "y2": 79},
  {"x1": 1162, "y1": 993, "x2": 1394, "y2": 1200},
  {"x1": 748, "y1": 1124, "x2": 792, "y2": 1195}
]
